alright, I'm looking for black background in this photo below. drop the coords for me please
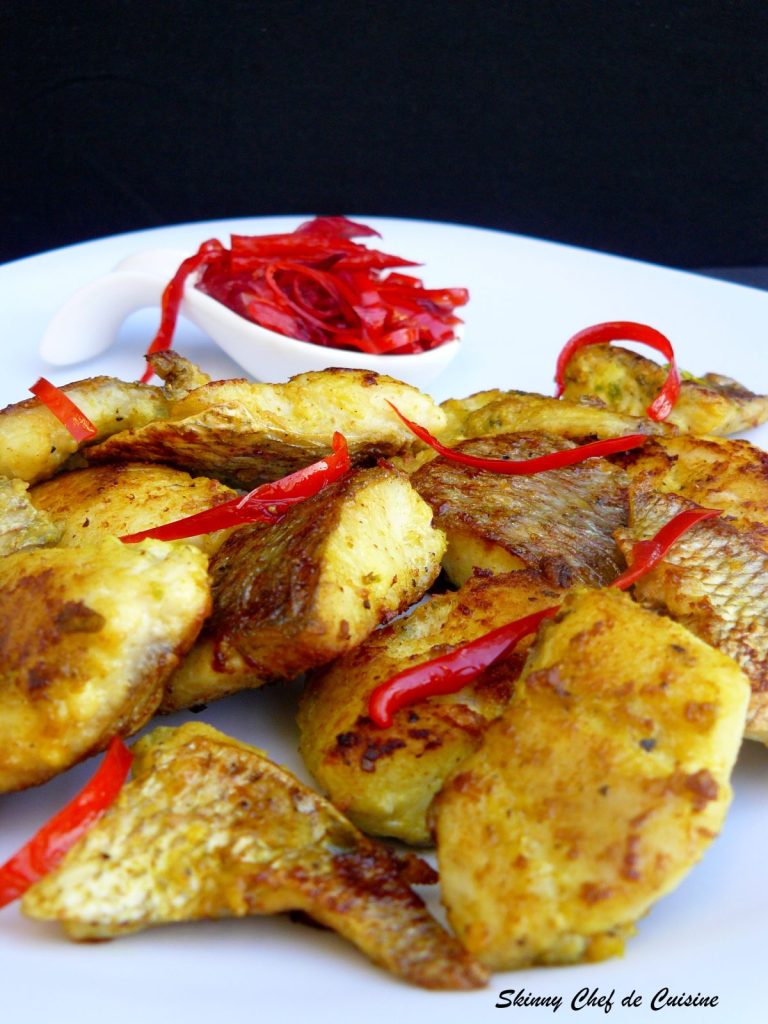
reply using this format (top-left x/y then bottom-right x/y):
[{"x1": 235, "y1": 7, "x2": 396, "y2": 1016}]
[{"x1": 2, "y1": 1, "x2": 767, "y2": 268}]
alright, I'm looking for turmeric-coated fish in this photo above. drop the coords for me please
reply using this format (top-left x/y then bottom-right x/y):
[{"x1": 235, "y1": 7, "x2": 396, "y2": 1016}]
[
  {"x1": 441, "y1": 389, "x2": 674, "y2": 444},
  {"x1": 0, "y1": 537, "x2": 210, "y2": 793},
  {"x1": 22, "y1": 723, "x2": 488, "y2": 991},
  {"x1": 0, "y1": 376, "x2": 170, "y2": 484},
  {"x1": 434, "y1": 588, "x2": 749, "y2": 969},
  {"x1": 0, "y1": 476, "x2": 60, "y2": 556},
  {"x1": 30, "y1": 462, "x2": 237, "y2": 556},
  {"x1": 560, "y1": 344, "x2": 768, "y2": 436},
  {"x1": 623, "y1": 435, "x2": 768, "y2": 549},
  {"x1": 299, "y1": 569, "x2": 568, "y2": 845},
  {"x1": 86, "y1": 368, "x2": 446, "y2": 489},
  {"x1": 619, "y1": 486, "x2": 768, "y2": 743},
  {"x1": 411, "y1": 432, "x2": 628, "y2": 588},
  {"x1": 161, "y1": 465, "x2": 445, "y2": 711}
]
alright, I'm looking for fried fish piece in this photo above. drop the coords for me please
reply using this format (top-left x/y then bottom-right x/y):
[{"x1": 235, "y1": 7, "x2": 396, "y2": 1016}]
[
  {"x1": 0, "y1": 537, "x2": 210, "y2": 793},
  {"x1": 434, "y1": 588, "x2": 749, "y2": 970},
  {"x1": 30, "y1": 463, "x2": 236, "y2": 555},
  {"x1": 618, "y1": 486, "x2": 768, "y2": 743},
  {"x1": 442, "y1": 390, "x2": 674, "y2": 444},
  {"x1": 159, "y1": 637, "x2": 261, "y2": 712},
  {"x1": 0, "y1": 476, "x2": 61, "y2": 556},
  {"x1": 298, "y1": 570, "x2": 568, "y2": 845},
  {"x1": 411, "y1": 432, "x2": 628, "y2": 588},
  {"x1": 86, "y1": 368, "x2": 446, "y2": 489},
  {"x1": 560, "y1": 344, "x2": 768, "y2": 435},
  {"x1": 0, "y1": 376, "x2": 170, "y2": 484},
  {"x1": 439, "y1": 388, "x2": 508, "y2": 439},
  {"x1": 22, "y1": 723, "x2": 488, "y2": 991},
  {"x1": 623, "y1": 434, "x2": 768, "y2": 548},
  {"x1": 146, "y1": 350, "x2": 212, "y2": 399},
  {"x1": 161, "y1": 465, "x2": 446, "y2": 711},
  {"x1": 392, "y1": 391, "x2": 672, "y2": 476}
]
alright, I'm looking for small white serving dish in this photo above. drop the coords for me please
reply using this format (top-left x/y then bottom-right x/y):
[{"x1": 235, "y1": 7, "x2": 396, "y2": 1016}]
[{"x1": 38, "y1": 247, "x2": 461, "y2": 387}]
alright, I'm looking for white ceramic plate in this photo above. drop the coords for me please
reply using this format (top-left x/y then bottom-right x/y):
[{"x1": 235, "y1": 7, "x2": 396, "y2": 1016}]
[{"x1": 1, "y1": 217, "x2": 766, "y2": 1024}]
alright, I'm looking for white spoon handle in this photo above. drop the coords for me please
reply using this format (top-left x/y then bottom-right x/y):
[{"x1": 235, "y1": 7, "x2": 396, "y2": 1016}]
[{"x1": 38, "y1": 249, "x2": 188, "y2": 367}]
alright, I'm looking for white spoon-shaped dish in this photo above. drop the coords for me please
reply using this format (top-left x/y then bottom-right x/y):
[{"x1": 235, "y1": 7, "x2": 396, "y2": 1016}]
[{"x1": 39, "y1": 247, "x2": 461, "y2": 387}]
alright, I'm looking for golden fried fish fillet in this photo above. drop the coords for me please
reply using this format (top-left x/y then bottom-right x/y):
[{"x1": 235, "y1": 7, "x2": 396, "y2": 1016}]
[
  {"x1": 22, "y1": 723, "x2": 488, "y2": 991},
  {"x1": 561, "y1": 344, "x2": 768, "y2": 435},
  {"x1": 0, "y1": 537, "x2": 210, "y2": 793},
  {"x1": 298, "y1": 570, "x2": 568, "y2": 845},
  {"x1": 0, "y1": 476, "x2": 61, "y2": 555},
  {"x1": 442, "y1": 390, "x2": 674, "y2": 444},
  {"x1": 30, "y1": 463, "x2": 236, "y2": 555},
  {"x1": 411, "y1": 432, "x2": 628, "y2": 588},
  {"x1": 439, "y1": 389, "x2": 508, "y2": 438},
  {"x1": 434, "y1": 587, "x2": 749, "y2": 970},
  {"x1": 619, "y1": 486, "x2": 768, "y2": 743},
  {"x1": 86, "y1": 368, "x2": 447, "y2": 489},
  {"x1": 161, "y1": 465, "x2": 445, "y2": 711},
  {"x1": 0, "y1": 376, "x2": 170, "y2": 484},
  {"x1": 623, "y1": 434, "x2": 768, "y2": 548}
]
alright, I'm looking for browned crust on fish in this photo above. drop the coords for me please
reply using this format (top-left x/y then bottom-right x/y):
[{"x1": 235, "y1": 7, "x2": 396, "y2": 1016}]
[
  {"x1": 411, "y1": 432, "x2": 628, "y2": 588},
  {"x1": 30, "y1": 462, "x2": 236, "y2": 555},
  {"x1": 22, "y1": 723, "x2": 488, "y2": 990},
  {"x1": 181, "y1": 466, "x2": 444, "y2": 691},
  {"x1": 433, "y1": 588, "x2": 749, "y2": 969},
  {"x1": 621, "y1": 435, "x2": 768, "y2": 550},
  {"x1": 619, "y1": 487, "x2": 768, "y2": 742},
  {"x1": 299, "y1": 569, "x2": 568, "y2": 845},
  {"x1": 0, "y1": 539, "x2": 210, "y2": 793},
  {"x1": 85, "y1": 368, "x2": 445, "y2": 488},
  {"x1": 561, "y1": 344, "x2": 768, "y2": 436}
]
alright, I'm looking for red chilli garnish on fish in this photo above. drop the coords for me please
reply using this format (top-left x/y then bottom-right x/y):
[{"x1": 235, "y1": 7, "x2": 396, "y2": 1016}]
[
  {"x1": 609, "y1": 505, "x2": 722, "y2": 590},
  {"x1": 368, "y1": 506, "x2": 721, "y2": 727},
  {"x1": 386, "y1": 401, "x2": 649, "y2": 473},
  {"x1": 140, "y1": 239, "x2": 225, "y2": 383},
  {"x1": 0, "y1": 737, "x2": 133, "y2": 908},
  {"x1": 29, "y1": 378, "x2": 97, "y2": 443},
  {"x1": 120, "y1": 432, "x2": 351, "y2": 543},
  {"x1": 553, "y1": 321, "x2": 681, "y2": 422}
]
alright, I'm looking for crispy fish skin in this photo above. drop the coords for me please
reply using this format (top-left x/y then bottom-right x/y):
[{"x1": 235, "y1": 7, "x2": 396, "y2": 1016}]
[
  {"x1": 561, "y1": 344, "x2": 768, "y2": 435},
  {"x1": 0, "y1": 476, "x2": 61, "y2": 556},
  {"x1": 0, "y1": 537, "x2": 210, "y2": 793},
  {"x1": 22, "y1": 723, "x2": 488, "y2": 991},
  {"x1": 298, "y1": 570, "x2": 568, "y2": 845},
  {"x1": 623, "y1": 435, "x2": 768, "y2": 548},
  {"x1": 0, "y1": 376, "x2": 169, "y2": 484},
  {"x1": 411, "y1": 432, "x2": 628, "y2": 588},
  {"x1": 619, "y1": 486, "x2": 768, "y2": 743},
  {"x1": 162, "y1": 466, "x2": 445, "y2": 710},
  {"x1": 434, "y1": 588, "x2": 749, "y2": 970},
  {"x1": 30, "y1": 463, "x2": 236, "y2": 555},
  {"x1": 443, "y1": 390, "x2": 674, "y2": 444},
  {"x1": 86, "y1": 368, "x2": 447, "y2": 489}
]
